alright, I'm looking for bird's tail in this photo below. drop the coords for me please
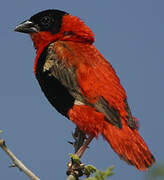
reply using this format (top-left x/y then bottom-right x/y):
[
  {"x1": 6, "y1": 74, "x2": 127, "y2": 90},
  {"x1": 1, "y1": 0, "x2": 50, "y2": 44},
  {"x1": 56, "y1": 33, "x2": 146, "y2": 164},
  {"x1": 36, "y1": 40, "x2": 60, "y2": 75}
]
[{"x1": 102, "y1": 121, "x2": 155, "y2": 170}]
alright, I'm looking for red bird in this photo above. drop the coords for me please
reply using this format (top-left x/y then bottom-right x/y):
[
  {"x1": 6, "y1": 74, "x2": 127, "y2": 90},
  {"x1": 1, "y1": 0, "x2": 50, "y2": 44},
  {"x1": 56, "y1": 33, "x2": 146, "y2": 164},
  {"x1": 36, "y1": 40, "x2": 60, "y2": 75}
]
[{"x1": 15, "y1": 9, "x2": 155, "y2": 170}]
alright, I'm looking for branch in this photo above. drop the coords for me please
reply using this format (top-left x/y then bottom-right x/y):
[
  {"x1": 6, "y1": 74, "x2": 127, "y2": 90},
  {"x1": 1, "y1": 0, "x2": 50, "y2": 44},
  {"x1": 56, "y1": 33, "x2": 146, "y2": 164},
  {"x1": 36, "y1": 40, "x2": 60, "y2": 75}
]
[{"x1": 0, "y1": 139, "x2": 40, "y2": 180}]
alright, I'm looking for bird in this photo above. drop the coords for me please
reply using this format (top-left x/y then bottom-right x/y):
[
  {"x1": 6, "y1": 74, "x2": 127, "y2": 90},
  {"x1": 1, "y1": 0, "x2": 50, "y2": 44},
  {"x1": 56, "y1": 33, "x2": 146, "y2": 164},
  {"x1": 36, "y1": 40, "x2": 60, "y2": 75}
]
[{"x1": 15, "y1": 9, "x2": 155, "y2": 170}]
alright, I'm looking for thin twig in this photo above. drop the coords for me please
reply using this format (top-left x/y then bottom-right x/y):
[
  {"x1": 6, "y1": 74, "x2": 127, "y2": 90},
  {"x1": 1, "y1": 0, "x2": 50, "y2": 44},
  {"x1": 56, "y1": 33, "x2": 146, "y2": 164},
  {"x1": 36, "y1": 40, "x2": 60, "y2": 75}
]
[{"x1": 0, "y1": 139, "x2": 40, "y2": 180}]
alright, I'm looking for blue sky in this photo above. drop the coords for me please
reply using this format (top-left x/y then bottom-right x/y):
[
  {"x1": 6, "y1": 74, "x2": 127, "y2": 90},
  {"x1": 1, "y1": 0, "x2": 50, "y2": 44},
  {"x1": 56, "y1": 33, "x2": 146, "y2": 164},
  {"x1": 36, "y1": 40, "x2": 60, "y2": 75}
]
[{"x1": 0, "y1": 0, "x2": 163, "y2": 179}]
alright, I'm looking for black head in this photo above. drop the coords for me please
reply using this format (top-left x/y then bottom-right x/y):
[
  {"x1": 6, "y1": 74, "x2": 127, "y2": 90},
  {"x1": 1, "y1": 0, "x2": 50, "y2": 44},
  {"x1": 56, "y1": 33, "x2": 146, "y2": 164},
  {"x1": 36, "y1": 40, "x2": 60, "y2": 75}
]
[{"x1": 15, "y1": 9, "x2": 68, "y2": 34}]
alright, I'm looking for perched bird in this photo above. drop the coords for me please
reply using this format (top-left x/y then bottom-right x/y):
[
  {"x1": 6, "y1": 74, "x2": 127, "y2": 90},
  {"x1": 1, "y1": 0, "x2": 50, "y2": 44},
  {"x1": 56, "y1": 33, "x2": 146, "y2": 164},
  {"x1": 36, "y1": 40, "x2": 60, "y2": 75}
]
[{"x1": 15, "y1": 9, "x2": 155, "y2": 170}]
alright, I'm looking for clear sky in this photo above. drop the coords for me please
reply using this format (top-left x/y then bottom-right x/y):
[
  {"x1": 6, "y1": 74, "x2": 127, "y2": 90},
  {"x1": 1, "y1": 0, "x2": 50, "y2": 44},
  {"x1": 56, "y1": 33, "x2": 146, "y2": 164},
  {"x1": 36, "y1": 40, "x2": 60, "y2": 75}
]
[{"x1": 0, "y1": 0, "x2": 163, "y2": 179}]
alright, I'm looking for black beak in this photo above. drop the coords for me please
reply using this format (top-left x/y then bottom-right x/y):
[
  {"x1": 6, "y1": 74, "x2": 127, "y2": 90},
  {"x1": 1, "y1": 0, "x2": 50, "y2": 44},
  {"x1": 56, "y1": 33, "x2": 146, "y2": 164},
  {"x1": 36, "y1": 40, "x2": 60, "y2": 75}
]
[{"x1": 14, "y1": 20, "x2": 38, "y2": 34}]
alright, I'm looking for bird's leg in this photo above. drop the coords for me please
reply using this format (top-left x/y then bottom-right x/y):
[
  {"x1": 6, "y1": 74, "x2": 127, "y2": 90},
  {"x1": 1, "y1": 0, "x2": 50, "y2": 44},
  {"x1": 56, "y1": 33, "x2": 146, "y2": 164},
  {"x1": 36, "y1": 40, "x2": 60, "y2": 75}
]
[
  {"x1": 67, "y1": 128, "x2": 94, "y2": 179},
  {"x1": 75, "y1": 135, "x2": 94, "y2": 158},
  {"x1": 73, "y1": 127, "x2": 86, "y2": 153}
]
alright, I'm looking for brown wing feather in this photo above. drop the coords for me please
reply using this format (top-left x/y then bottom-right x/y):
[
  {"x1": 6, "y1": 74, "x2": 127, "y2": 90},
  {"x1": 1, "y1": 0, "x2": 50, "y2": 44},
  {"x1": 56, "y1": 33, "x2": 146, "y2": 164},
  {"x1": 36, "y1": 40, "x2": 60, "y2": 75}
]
[{"x1": 46, "y1": 41, "x2": 135, "y2": 129}]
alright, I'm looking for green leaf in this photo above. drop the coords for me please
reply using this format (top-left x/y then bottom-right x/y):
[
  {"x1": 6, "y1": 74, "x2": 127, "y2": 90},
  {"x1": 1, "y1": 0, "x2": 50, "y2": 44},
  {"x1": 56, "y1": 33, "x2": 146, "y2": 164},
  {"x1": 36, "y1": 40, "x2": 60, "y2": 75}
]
[
  {"x1": 146, "y1": 164, "x2": 164, "y2": 180},
  {"x1": 67, "y1": 175, "x2": 77, "y2": 180},
  {"x1": 86, "y1": 166, "x2": 114, "y2": 180},
  {"x1": 69, "y1": 153, "x2": 81, "y2": 165},
  {"x1": 0, "y1": 130, "x2": 3, "y2": 134},
  {"x1": 84, "y1": 164, "x2": 97, "y2": 177}
]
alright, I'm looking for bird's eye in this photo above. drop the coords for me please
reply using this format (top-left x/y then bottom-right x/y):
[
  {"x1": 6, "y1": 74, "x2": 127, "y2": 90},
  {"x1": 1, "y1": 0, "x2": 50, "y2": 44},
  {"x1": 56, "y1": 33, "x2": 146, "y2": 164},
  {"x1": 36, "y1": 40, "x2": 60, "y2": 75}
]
[{"x1": 40, "y1": 16, "x2": 52, "y2": 26}]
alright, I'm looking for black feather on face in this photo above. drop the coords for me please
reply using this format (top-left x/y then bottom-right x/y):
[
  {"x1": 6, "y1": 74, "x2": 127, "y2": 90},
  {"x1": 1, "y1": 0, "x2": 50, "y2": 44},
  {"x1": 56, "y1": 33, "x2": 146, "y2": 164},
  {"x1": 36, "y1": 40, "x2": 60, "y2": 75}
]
[
  {"x1": 30, "y1": 9, "x2": 68, "y2": 34},
  {"x1": 15, "y1": 9, "x2": 68, "y2": 34}
]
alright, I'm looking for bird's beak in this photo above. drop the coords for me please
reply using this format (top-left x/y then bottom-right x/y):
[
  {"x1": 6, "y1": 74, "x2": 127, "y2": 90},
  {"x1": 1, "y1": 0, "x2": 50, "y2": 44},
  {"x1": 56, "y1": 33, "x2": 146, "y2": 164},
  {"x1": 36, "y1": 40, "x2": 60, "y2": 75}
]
[{"x1": 14, "y1": 20, "x2": 38, "y2": 34}]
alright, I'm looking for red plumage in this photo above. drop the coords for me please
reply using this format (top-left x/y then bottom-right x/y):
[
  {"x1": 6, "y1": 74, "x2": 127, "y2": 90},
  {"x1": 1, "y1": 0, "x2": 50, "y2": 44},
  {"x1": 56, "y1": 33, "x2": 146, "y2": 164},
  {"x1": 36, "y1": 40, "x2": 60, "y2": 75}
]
[{"x1": 15, "y1": 9, "x2": 155, "y2": 170}]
